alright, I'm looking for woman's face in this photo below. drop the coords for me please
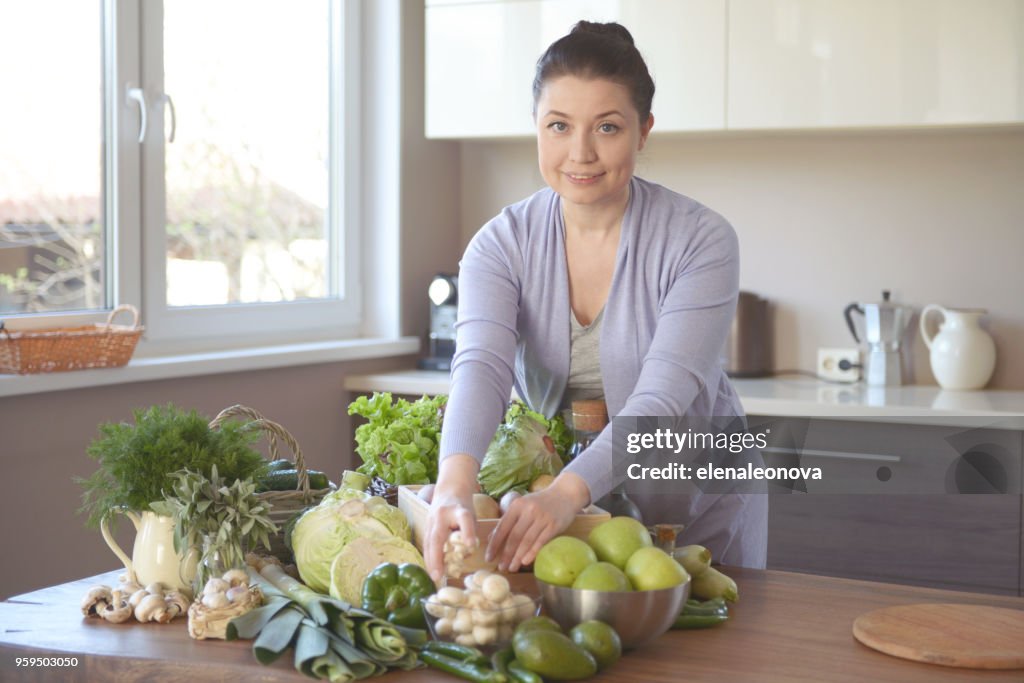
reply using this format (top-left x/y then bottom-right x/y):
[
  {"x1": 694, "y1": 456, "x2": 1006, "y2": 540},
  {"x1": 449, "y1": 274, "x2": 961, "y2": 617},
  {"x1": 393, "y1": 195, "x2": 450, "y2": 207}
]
[{"x1": 535, "y1": 75, "x2": 653, "y2": 212}]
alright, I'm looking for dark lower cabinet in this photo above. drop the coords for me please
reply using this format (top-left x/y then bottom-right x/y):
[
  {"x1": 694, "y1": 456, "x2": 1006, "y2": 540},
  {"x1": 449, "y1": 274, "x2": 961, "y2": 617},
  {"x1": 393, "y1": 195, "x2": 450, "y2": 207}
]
[
  {"x1": 748, "y1": 416, "x2": 1024, "y2": 596},
  {"x1": 767, "y1": 493, "x2": 1021, "y2": 595}
]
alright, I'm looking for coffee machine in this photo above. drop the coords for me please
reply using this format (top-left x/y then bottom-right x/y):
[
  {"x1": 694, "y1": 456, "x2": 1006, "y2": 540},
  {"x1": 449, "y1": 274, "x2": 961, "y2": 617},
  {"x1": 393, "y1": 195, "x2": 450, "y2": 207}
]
[
  {"x1": 843, "y1": 290, "x2": 914, "y2": 386},
  {"x1": 417, "y1": 273, "x2": 458, "y2": 371}
]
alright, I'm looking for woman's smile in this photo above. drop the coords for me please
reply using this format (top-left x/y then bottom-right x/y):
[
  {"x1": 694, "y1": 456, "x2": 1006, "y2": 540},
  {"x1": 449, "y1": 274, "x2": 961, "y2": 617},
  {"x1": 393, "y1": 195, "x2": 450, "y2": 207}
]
[{"x1": 565, "y1": 171, "x2": 606, "y2": 184}]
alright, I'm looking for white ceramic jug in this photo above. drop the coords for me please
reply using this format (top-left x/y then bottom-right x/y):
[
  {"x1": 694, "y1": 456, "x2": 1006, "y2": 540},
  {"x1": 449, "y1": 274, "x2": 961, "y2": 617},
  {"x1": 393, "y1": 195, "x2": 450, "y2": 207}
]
[
  {"x1": 100, "y1": 509, "x2": 197, "y2": 593},
  {"x1": 920, "y1": 305, "x2": 996, "y2": 390}
]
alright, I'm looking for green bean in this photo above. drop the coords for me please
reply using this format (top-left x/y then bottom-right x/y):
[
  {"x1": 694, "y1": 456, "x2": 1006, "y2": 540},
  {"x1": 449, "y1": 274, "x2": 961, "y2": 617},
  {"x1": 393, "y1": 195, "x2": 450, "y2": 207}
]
[
  {"x1": 419, "y1": 650, "x2": 507, "y2": 683},
  {"x1": 423, "y1": 640, "x2": 490, "y2": 667}
]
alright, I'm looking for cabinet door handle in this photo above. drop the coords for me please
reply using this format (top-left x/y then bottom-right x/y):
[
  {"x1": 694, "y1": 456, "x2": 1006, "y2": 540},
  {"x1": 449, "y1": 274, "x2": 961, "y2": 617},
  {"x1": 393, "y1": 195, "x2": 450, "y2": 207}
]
[{"x1": 761, "y1": 446, "x2": 900, "y2": 463}]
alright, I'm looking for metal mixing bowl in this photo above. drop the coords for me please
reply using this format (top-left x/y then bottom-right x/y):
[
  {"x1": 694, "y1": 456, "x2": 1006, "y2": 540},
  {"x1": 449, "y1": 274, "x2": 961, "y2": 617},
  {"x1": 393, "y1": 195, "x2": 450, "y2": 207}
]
[{"x1": 536, "y1": 578, "x2": 690, "y2": 649}]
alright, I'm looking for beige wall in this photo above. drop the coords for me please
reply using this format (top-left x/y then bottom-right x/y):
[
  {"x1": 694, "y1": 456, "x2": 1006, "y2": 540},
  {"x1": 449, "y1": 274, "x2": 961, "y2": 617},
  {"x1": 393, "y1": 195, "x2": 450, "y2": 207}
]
[
  {"x1": 0, "y1": 354, "x2": 419, "y2": 598},
  {"x1": 459, "y1": 128, "x2": 1024, "y2": 389}
]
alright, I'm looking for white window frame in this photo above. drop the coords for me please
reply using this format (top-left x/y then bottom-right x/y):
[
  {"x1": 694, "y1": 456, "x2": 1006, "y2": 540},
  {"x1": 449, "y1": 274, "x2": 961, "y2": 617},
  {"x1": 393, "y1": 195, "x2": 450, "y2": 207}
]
[
  {"x1": 137, "y1": 0, "x2": 362, "y2": 354},
  {"x1": 4, "y1": 0, "x2": 364, "y2": 355}
]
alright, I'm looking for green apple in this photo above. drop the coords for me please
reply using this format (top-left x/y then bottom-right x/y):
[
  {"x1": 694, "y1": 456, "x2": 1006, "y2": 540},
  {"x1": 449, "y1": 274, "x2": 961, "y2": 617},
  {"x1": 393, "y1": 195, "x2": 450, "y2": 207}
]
[
  {"x1": 572, "y1": 561, "x2": 633, "y2": 591},
  {"x1": 587, "y1": 516, "x2": 652, "y2": 569},
  {"x1": 624, "y1": 546, "x2": 690, "y2": 591},
  {"x1": 535, "y1": 536, "x2": 597, "y2": 587}
]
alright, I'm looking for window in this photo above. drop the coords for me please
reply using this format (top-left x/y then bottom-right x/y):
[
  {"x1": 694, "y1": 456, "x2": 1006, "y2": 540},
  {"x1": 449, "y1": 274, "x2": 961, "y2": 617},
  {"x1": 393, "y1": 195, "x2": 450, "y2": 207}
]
[{"x1": 0, "y1": 0, "x2": 361, "y2": 350}]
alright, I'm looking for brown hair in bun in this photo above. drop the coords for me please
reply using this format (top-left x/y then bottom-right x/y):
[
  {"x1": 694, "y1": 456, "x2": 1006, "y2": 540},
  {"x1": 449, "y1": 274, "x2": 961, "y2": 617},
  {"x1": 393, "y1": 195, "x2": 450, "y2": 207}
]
[{"x1": 532, "y1": 21, "x2": 655, "y2": 122}]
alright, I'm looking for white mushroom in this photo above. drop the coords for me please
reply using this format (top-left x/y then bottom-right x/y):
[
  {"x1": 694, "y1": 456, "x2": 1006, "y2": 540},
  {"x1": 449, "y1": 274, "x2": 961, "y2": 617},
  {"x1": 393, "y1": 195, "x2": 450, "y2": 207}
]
[
  {"x1": 135, "y1": 593, "x2": 168, "y2": 622},
  {"x1": 100, "y1": 598, "x2": 133, "y2": 624},
  {"x1": 225, "y1": 586, "x2": 251, "y2": 606},
  {"x1": 443, "y1": 531, "x2": 478, "y2": 578},
  {"x1": 81, "y1": 585, "x2": 113, "y2": 617},
  {"x1": 434, "y1": 617, "x2": 454, "y2": 637},
  {"x1": 424, "y1": 598, "x2": 446, "y2": 618},
  {"x1": 472, "y1": 624, "x2": 498, "y2": 646},
  {"x1": 435, "y1": 587, "x2": 466, "y2": 606},
  {"x1": 163, "y1": 591, "x2": 190, "y2": 621},
  {"x1": 129, "y1": 589, "x2": 149, "y2": 609},
  {"x1": 512, "y1": 594, "x2": 537, "y2": 621},
  {"x1": 480, "y1": 574, "x2": 510, "y2": 603},
  {"x1": 201, "y1": 592, "x2": 230, "y2": 610},
  {"x1": 472, "y1": 608, "x2": 498, "y2": 626},
  {"x1": 143, "y1": 582, "x2": 165, "y2": 596},
  {"x1": 222, "y1": 569, "x2": 249, "y2": 588},
  {"x1": 203, "y1": 578, "x2": 230, "y2": 596},
  {"x1": 452, "y1": 609, "x2": 473, "y2": 635}
]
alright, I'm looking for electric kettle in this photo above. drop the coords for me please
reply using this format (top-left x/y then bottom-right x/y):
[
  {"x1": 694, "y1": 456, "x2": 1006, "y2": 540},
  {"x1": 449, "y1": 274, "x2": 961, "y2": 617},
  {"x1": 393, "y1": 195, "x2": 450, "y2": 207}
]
[
  {"x1": 843, "y1": 290, "x2": 914, "y2": 386},
  {"x1": 723, "y1": 291, "x2": 772, "y2": 377}
]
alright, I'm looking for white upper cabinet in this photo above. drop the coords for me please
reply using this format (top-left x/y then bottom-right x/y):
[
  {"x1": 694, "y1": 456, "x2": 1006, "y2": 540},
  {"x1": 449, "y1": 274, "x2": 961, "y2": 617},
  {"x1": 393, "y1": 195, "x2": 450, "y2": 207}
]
[
  {"x1": 425, "y1": 0, "x2": 726, "y2": 138},
  {"x1": 727, "y1": 0, "x2": 1024, "y2": 129}
]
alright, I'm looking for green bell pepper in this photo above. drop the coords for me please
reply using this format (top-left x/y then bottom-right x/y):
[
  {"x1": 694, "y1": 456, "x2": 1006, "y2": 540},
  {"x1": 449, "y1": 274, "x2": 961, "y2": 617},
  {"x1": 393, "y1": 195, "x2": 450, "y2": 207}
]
[{"x1": 361, "y1": 562, "x2": 435, "y2": 629}]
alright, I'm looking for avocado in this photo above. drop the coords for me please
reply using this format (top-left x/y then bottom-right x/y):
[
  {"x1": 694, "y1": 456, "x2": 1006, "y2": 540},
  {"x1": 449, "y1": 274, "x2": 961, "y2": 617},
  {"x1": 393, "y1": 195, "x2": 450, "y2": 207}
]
[{"x1": 512, "y1": 629, "x2": 597, "y2": 681}]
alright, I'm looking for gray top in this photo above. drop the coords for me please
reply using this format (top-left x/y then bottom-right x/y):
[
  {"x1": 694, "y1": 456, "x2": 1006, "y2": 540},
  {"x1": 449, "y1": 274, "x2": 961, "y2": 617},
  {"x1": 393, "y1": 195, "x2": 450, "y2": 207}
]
[
  {"x1": 562, "y1": 308, "x2": 605, "y2": 411},
  {"x1": 440, "y1": 176, "x2": 766, "y2": 567}
]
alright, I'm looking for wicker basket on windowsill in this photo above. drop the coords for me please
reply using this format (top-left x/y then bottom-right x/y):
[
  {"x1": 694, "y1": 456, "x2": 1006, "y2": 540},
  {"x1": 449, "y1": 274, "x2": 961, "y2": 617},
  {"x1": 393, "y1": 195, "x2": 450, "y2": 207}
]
[
  {"x1": 0, "y1": 304, "x2": 143, "y2": 374},
  {"x1": 208, "y1": 405, "x2": 335, "y2": 561}
]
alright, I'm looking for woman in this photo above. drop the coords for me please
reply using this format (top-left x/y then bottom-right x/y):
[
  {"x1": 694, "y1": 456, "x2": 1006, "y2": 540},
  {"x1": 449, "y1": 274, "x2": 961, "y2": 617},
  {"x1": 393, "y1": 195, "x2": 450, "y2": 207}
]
[{"x1": 424, "y1": 21, "x2": 767, "y2": 583}]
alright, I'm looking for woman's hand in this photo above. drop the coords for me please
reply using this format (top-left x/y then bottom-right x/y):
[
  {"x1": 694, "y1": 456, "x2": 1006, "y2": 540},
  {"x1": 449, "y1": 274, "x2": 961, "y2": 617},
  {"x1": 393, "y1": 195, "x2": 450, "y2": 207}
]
[
  {"x1": 424, "y1": 454, "x2": 480, "y2": 584},
  {"x1": 486, "y1": 472, "x2": 591, "y2": 572}
]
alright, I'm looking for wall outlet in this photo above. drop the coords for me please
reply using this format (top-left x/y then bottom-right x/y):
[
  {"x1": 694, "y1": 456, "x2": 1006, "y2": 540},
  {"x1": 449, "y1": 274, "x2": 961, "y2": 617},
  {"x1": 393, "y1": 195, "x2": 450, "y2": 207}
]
[{"x1": 818, "y1": 347, "x2": 861, "y2": 382}]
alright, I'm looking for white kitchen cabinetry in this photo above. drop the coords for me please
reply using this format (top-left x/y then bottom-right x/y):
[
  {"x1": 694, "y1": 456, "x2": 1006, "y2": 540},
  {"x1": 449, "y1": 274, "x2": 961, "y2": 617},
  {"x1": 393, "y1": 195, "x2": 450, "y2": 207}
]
[
  {"x1": 727, "y1": 0, "x2": 1024, "y2": 129},
  {"x1": 425, "y1": 0, "x2": 726, "y2": 138}
]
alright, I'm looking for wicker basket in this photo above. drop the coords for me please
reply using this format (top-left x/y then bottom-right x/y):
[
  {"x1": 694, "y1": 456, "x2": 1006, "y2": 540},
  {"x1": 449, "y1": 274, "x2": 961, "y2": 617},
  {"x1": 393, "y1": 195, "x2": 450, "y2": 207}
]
[
  {"x1": 0, "y1": 304, "x2": 143, "y2": 374},
  {"x1": 209, "y1": 405, "x2": 335, "y2": 561}
]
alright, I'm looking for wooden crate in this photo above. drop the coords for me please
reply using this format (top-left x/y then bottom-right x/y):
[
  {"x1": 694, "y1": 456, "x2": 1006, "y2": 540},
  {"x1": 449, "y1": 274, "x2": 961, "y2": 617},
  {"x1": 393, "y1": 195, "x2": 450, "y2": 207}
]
[{"x1": 397, "y1": 485, "x2": 610, "y2": 574}]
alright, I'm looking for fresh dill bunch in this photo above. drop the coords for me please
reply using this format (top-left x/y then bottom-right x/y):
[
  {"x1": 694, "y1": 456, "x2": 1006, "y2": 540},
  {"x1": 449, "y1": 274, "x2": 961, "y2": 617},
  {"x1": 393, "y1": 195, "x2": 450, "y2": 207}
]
[{"x1": 77, "y1": 404, "x2": 269, "y2": 528}]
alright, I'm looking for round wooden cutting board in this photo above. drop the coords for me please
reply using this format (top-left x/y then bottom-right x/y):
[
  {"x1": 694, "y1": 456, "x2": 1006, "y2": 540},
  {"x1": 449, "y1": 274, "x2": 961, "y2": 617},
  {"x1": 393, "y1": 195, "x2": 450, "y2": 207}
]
[{"x1": 853, "y1": 603, "x2": 1024, "y2": 670}]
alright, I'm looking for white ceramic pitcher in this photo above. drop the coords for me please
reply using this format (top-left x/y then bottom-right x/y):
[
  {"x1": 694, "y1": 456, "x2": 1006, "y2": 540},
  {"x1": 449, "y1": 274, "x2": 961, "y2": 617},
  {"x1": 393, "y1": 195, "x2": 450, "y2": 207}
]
[
  {"x1": 919, "y1": 305, "x2": 996, "y2": 390},
  {"x1": 100, "y1": 509, "x2": 197, "y2": 593}
]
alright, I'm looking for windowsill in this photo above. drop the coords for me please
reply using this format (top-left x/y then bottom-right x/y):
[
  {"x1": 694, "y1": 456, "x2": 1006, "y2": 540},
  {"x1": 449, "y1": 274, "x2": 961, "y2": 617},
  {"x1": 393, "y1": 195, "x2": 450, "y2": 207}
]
[{"x1": 0, "y1": 336, "x2": 420, "y2": 398}]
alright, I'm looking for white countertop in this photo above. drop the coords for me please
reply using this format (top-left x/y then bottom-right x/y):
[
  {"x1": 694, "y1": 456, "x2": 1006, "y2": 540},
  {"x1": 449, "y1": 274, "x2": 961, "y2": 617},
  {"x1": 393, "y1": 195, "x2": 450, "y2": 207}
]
[{"x1": 343, "y1": 370, "x2": 1024, "y2": 429}]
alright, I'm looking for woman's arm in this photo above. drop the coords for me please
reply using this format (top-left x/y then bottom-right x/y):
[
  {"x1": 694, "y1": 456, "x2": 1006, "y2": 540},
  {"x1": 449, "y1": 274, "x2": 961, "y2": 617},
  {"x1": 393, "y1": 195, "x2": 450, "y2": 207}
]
[{"x1": 426, "y1": 218, "x2": 522, "y2": 582}]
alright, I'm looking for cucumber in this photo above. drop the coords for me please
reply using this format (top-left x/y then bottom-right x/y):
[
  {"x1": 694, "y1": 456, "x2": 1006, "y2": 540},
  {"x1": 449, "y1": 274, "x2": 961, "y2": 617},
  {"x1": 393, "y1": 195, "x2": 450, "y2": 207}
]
[
  {"x1": 266, "y1": 458, "x2": 293, "y2": 473},
  {"x1": 259, "y1": 468, "x2": 330, "y2": 492},
  {"x1": 259, "y1": 469, "x2": 299, "y2": 491}
]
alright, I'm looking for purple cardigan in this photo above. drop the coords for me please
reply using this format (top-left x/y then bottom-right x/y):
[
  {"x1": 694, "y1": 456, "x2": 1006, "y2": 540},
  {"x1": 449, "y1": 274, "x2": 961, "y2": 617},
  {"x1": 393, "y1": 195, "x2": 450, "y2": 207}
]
[{"x1": 440, "y1": 176, "x2": 747, "y2": 502}]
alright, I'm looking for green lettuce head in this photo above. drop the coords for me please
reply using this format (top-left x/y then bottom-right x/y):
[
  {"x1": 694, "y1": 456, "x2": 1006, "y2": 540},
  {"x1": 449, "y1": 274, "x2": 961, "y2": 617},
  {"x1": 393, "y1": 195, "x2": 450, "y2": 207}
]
[{"x1": 478, "y1": 413, "x2": 563, "y2": 498}]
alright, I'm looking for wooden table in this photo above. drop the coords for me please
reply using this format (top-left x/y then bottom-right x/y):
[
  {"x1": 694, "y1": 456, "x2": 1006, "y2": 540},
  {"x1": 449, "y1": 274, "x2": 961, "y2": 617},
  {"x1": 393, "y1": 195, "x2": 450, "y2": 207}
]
[{"x1": 2, "y1": 568, "x2": 1023, "y2": 682}]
